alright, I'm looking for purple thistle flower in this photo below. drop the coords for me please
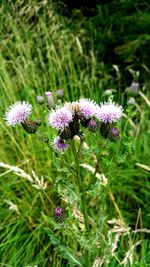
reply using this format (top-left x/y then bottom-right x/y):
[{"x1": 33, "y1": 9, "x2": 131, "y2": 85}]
[
  {"x1": 54, "y1": 206, "x2": 65, "y2": 223},
  {"x1": 53, "y1": 136, "x2": 68, "y2": 151},
  {"x1": 108, "y1": 127, "x2": 119, "y2": 141},
  {"x1": 4, "y1": 101, "x2": 32, "y2": 126},
  {"x1": 45, "y1": 91, "x2": 53, "y2": 97},
  {"x1": 88, "y1": 119, "x2": 97, "y2": 131},
  {"x1": 48, "y1": 107, "x2": 73, "y2": 131},
  {"x1": 96, "y1": 101, "x2": 123, "y2": 123},
  {"x1": 79, "y1": 98, "x2": 97, "y2": 119}
]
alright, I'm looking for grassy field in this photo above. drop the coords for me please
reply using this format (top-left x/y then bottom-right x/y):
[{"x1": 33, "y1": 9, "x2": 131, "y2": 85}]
[{"x1": 0, "y1": 1, "x2": 150, "y2": 266}]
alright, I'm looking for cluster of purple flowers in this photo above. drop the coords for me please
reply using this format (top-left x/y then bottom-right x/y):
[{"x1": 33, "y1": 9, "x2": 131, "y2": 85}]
[
  {"x1": 48, "y1": 99, "x2": 123, "y2": 150},
  {"x1": 4, "y1": 96, "x2": 123, "y2": 149}
]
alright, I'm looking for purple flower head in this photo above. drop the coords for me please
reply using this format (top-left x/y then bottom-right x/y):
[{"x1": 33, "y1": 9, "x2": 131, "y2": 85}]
[
  {"x1": 108, "y1": 127, "x2": 119, "y2": 141},
  {"x1": 53, "y1": 136, "x2": 68, "y2": 151},
  {"x1": 96, "y1": 101, "x2": 123, "y2": 123},
  {"x1": 88, "y1": 119, "x2": 97, "y2": 131},
  {"x1": 54, "y1": 206, "x2": 65, "y2": 223},
  {"x1": 56, "y1": 89, "x2": 64, "y2": 97},
  {"x1": 4, "y1": 101, "x2": 32, "y2": 126},
  {"x1": 45, "y1": 91, "x2": 53, "y2": 97},
  {"x1": 79, "y1": 98, "x2": 97, "y2": 119},
  {"x1": 48, "y1": 106, "x2": 73, "y2": 131}
]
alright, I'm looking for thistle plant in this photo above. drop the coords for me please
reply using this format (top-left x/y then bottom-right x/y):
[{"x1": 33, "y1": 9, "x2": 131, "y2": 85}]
[
  {"x1": 4, "y1": 91, "x2": 124, "y2": 266},
  {"x1": 4, "y1": 101, "x2": 41, "y2": 134}
]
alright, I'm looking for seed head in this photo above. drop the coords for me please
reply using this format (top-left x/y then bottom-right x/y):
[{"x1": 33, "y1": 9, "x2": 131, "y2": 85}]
[{"x1": 64, "y1": 101, "x2": 80, "y2": 115}]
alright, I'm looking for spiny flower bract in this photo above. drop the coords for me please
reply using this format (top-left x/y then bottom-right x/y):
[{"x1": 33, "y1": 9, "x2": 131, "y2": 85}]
[
  {"x1": 96, "y1": 101, "x2": 123, "y2": 123},
  {"x1": 79, "y1": 98, "x2": 98, "y2": 119},
  {"x1": 4, "y1": 101, "x2": 32, "y2": 126},
  {"x1": 48, "y1": 106, "x2": 73, "y2": 131}
]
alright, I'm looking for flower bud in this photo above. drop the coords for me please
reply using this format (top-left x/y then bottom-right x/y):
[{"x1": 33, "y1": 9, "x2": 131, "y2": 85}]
[
  {"x1": 127, "y1": 82, "x2": 139, "y2": 96},
  {"x1": 36, "y1": 95, "x2": 45, "y2": 104},
  {"x1": 56, "y1": 89, "x2": 64, "y2": 98},
  {"x1": 54, "y1": 207, "x2": 65, "y2": 223},
  {"x1": 45, "y1": 91, "x2": 55, "y2": 109},
  {"x1": 127, "y1": 97, "x2": 136, "y2": 106},
  {"x1": 108, "y1": 127, "x2": 119, "y2": 141},
  {"x1": 53, "y1": 137, "x2": 68, "y2": 151},
  {"x1": 21, "y1": 118, "x2": 41, "y2": 134},
  {"x1": 88, "y1": 119, "x2": 97, "y2": 132}
]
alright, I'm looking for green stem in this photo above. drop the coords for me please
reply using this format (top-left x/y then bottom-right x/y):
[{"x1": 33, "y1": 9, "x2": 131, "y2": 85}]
[
  {"x1": 93, "y1": 139, "x2": 108, "y2": 177},
  {"x1": 71, "y1": 140, "x2": 90, "y2": 232},
  {"x1": 71, "y1": 139, "x2": 90, "y2": 267}
]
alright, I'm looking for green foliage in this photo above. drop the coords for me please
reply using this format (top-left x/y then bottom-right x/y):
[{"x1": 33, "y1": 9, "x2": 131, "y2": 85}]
[{"x1": 0, "y1": 0, "x2": 150, "y2": 266}]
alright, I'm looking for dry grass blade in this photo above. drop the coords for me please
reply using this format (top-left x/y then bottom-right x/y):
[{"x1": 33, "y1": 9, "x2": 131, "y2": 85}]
[
  {"x1": 4, "y1": 199, "x2": 20, "y2": 214},
  {"x1": 121, "y1": 241, "x2": 141, "y2": 266},
  {"x1": 139, "y1": 91, "x2": 150, "y2": 107},
  {"x1": 80, "y1": 163, "x2": 108, "y2": 185},
  {"x1": 0, "y1": 162, "x2": 47, "y2": 189},
  {"x1": 135, "y1": 163, "x2": 150, "y2": 172},
  {"x1": 0, "y1": 162, "x2": 33, "y2": 183},
  {"x1": 92, "y1": 257, "x2": 105, "y2": 267}
]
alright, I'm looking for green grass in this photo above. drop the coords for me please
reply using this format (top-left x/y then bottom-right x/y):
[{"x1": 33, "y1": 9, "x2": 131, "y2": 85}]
[{"x1": 0, "y1": 1, "x2": 150, "y2": 266}]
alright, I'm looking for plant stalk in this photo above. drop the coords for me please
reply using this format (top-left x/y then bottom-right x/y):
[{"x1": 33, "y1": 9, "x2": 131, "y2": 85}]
[
  {"x1": 71, "y1": 139, "x2": 90, "y2": 267},
  {"x1": 71, "y1": 140, "x2": 90, "y2": 232}
]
